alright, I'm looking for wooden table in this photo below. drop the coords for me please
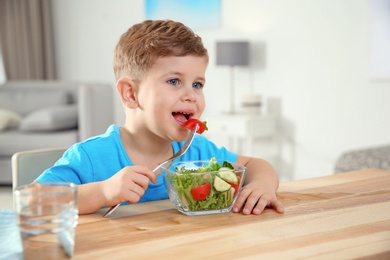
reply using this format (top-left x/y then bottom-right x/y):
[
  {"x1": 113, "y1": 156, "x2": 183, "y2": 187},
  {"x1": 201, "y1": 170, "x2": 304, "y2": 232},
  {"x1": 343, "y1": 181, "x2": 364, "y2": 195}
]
[{"x1": 74, "y1": 169, "x2": 390, "y2": 259}]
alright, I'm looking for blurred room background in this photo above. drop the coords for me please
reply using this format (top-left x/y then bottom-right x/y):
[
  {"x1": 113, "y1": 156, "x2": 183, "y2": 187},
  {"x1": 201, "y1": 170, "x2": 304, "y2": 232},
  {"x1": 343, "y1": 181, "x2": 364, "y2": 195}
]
[{"x1": 1, "y1": 0, "x2": 389, "y2": 184}]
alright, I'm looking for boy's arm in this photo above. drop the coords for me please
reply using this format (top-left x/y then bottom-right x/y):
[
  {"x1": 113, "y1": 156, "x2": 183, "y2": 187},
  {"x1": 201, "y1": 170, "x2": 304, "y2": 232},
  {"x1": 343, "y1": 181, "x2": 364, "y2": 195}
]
[
  {"x1": 77, "y1": 182, "x2": 108, "y2": 214},
  {"x1": 234, "y1": 155, "x2": 284, "y2": 215}
]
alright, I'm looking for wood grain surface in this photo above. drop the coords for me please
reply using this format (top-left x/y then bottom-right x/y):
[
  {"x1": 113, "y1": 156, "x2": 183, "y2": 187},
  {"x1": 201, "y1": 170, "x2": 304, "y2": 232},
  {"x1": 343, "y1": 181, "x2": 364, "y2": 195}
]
[{"x1": 74, "y1": 169, "x2": 390, "y2": 259}]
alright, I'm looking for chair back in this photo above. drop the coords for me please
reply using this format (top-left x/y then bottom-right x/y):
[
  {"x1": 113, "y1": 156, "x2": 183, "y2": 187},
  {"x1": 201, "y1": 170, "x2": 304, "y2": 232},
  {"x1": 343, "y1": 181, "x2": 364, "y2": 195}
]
[{"x1": 11, "y1": 148, "x2": 67, "y2": 190}]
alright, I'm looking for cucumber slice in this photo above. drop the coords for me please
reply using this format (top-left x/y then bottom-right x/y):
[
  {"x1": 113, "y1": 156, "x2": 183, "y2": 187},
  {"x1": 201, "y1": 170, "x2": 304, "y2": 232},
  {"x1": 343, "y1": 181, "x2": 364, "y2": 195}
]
[
  {"x1": 218, "y1": 167, "x2": 238, "y2": 184},
  {"x1": 213, "y1": 176, "x2": 232, "y2": 192}
]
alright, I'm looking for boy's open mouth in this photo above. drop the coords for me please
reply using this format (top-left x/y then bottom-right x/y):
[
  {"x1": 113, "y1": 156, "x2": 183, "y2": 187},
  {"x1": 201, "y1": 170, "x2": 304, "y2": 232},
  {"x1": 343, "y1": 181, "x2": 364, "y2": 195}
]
[{"x1": 172, "y1": 112, "x2": 192, "y2": 125}]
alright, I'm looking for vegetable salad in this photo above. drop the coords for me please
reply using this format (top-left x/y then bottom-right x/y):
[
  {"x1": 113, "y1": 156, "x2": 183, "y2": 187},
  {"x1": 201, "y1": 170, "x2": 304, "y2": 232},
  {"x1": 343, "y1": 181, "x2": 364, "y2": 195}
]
[{"x1": 167, "y1": 158, "x2": 242, "y2": 211}]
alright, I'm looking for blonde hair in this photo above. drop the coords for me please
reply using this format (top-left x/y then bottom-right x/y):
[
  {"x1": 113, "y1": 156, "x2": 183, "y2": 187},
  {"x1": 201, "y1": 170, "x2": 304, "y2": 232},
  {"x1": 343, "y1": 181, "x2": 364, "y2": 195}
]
[{"x1": 113, "y1": 20, "x2": 208, "y2": 80}]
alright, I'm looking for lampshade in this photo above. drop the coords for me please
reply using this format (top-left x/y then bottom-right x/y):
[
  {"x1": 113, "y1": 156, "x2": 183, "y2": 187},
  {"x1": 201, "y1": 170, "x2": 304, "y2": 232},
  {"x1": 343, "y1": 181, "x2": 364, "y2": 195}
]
[{"x1": 216, "y1": 41, "x2": 249, "y2": 66}]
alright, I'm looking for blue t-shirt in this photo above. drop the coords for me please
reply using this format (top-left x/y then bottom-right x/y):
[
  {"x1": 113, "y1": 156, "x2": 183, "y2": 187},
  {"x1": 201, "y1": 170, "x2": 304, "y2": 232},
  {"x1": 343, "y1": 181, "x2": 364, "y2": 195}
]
[{"x1": 36, "y1": 124, "x2": 237, "y2": 203}]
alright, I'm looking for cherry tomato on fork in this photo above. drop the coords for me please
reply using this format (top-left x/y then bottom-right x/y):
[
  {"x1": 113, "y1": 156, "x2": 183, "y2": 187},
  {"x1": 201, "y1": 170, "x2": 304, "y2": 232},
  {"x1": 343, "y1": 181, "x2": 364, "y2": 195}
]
[{"x1": 184, "y1": 118, "x2": 208, "y2": 134}]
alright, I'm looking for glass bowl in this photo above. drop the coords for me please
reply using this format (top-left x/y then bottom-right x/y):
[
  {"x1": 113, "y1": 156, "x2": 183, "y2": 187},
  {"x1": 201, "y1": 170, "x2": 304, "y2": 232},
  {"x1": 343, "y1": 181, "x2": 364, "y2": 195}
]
[{"x1": 162, "y1": 159, "x2": 247, "y2": 216}]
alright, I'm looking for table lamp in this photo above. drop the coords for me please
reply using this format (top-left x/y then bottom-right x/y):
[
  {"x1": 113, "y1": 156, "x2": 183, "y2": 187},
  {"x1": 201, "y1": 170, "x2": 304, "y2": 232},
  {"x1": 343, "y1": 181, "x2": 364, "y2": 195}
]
[{"x1": 216, "y1": 41, "x2": 250, "y2": 114}]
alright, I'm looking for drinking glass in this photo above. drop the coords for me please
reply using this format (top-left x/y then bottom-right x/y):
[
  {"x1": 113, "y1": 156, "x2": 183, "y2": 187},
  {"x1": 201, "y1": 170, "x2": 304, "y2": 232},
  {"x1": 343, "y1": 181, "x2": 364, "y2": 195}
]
[
  {"x1": 0, "y1": 209, "x2": 22, "y2": 259},
  {"x1": 14, "y1": 182, "x2": 78, "y2": 260}
]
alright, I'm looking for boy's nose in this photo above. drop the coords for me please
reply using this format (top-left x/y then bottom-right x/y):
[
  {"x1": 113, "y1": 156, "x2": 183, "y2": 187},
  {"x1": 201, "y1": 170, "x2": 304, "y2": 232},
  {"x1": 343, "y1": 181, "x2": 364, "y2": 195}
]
[{"x1": 182, "y1": 87, "x2": 196, "y2": 102}]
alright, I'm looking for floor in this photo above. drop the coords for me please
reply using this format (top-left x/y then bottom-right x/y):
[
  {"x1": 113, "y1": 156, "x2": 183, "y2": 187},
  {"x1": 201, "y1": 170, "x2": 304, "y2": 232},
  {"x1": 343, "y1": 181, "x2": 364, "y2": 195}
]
[{"x1": 0, "y1": 186, "x2": 14, "y2": 209}]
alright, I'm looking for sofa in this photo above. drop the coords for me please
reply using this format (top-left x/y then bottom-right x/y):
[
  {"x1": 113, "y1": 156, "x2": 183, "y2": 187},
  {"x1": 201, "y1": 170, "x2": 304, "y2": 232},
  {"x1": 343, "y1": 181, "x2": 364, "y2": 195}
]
[
  {"x1": 0, "y1": 80, "x2": 115, "y2": 184},
  {"x1": 334, "y1": 144, "x2": 390, "y2": 173}
]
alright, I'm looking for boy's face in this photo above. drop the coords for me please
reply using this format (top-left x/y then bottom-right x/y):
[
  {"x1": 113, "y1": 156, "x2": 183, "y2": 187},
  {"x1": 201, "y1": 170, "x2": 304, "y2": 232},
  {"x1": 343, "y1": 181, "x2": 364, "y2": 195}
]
[{"x1": 135, "y1": 55, "x2": 207, "y2": 141}]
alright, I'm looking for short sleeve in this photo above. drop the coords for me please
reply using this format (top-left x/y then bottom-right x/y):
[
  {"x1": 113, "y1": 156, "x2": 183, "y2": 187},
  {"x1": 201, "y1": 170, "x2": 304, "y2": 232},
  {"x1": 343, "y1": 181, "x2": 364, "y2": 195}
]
[{"x1": 35, "y1": 144, "x2": 91, "y2": 184}]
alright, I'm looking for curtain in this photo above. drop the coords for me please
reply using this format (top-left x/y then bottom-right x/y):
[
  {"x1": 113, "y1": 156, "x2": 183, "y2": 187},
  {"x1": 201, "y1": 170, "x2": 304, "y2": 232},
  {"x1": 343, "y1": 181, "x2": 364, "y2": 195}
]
[{"x1": 0, "y1": 0, "x2": 56, "y2": 80}]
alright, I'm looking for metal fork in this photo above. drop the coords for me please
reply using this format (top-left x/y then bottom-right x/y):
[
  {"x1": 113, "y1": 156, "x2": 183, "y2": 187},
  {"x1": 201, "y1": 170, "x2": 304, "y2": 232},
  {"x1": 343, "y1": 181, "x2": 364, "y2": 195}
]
[{"x1": 103, "y1": 124, "x2": 199, "y2": 217}]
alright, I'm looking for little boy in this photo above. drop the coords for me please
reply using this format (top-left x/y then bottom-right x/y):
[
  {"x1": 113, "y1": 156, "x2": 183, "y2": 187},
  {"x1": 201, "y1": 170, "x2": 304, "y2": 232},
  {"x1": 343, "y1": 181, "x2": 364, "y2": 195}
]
[{"x1": 36, "y1": 20, "x2": 284, "y2": 215}]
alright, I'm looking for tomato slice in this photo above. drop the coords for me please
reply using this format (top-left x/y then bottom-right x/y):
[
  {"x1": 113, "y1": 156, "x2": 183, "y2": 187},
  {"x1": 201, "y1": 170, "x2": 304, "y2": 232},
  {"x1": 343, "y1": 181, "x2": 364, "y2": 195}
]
[
  {"x1": 184, "y1": 118, "x2": 208, "y2": 134},
  {"x1": 190, "y1": 183, "x2": 211, "y2": 201},
  {"x1": 229, "y1": 176, "x2": 241, "y2": 196}
]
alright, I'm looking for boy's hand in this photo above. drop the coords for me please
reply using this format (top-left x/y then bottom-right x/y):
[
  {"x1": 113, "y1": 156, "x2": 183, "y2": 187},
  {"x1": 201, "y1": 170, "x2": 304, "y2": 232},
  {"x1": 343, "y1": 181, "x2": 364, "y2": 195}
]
[
  {"x1": 232, "y1": 180, "x2": 284, "y2": 215},
  {"x1": 101, "y1": 166, "x2": 157, "y2": 206}
]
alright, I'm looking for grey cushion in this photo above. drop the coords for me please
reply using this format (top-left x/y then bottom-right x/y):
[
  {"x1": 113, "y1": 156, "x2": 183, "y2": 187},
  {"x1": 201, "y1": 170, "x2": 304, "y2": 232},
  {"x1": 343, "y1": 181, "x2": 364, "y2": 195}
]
[
  {"x1": 20, "y1": 105, "x2": 78, "y2": 132},
  {"x1": 0, "y1": 109, "x2": 22, "y2": 131},
  {"x1": 0, "y1": 89, "x2": 71, "y2": 116}
]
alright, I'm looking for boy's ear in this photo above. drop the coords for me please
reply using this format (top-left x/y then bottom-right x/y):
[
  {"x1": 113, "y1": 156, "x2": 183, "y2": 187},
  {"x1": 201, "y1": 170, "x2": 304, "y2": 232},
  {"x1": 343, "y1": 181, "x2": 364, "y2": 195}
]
[{"x1": 116, "y1": 78, "x2": 138, "y2": 108}]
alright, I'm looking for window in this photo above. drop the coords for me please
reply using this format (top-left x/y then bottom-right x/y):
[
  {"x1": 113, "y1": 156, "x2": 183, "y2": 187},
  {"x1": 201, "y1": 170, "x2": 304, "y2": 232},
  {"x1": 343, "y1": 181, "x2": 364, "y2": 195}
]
[{"x1": 0, "y1": 51, "x2": 5, "y2": 83}]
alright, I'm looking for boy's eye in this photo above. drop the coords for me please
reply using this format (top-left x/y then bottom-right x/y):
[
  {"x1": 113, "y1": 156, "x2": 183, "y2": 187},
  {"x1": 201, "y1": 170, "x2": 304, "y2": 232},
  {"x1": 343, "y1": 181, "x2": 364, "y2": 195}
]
[
  {"x1": 192, "y1": 82, "x2": 204, "y2": 89},
  {"x1": 167, "y1": 79, "x2": 179, "y2": 85}
]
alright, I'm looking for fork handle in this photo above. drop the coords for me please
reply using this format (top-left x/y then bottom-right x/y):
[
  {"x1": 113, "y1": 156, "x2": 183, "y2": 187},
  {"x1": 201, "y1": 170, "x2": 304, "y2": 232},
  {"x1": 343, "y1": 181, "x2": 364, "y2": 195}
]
[
  {"x1": 103, "y1": 203, "x2": 121, "y2": 217},
  {"x1": 102, "y1": 162, "x2": 169, "y2": 218}
]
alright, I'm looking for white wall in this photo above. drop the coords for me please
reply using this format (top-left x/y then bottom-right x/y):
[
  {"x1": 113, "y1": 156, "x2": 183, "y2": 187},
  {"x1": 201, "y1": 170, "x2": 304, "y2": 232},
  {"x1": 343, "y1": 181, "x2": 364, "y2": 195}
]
[{"x1": 51, "y1": 0, "x2": 390, "y2": 180}]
